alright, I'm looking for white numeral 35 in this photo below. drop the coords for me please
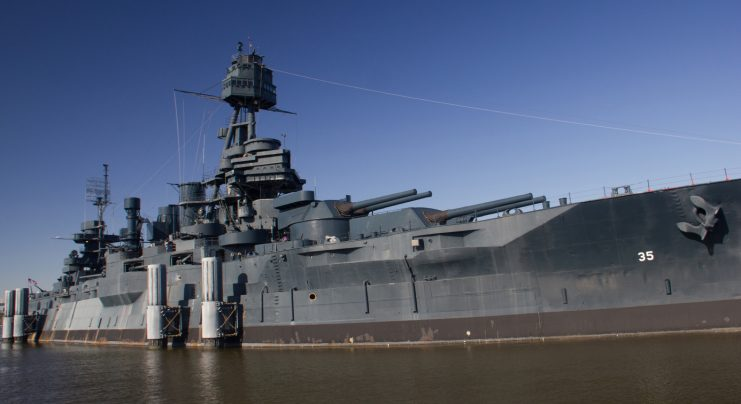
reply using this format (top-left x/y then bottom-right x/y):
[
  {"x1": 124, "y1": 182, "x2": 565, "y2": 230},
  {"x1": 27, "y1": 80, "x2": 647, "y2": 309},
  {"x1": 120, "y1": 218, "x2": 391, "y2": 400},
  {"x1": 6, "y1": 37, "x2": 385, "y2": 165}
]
[{"x1": 637, "y1": 251, "x2": 654, "y2": 262}]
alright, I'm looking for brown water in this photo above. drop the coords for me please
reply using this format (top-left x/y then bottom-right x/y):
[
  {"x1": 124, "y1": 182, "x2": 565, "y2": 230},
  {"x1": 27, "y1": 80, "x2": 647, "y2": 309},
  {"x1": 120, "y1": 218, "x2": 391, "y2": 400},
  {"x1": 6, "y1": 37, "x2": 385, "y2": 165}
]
[{"x1": 2, "y1": 333, "x2": 741, "y2": 403}]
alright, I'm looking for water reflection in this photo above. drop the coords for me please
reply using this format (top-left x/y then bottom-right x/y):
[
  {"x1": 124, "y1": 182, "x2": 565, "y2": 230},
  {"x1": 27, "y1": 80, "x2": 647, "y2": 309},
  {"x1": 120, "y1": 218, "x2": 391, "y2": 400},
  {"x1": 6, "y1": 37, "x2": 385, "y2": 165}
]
[
  {"x1": 2, "y1": 334, "x2": 741, "y2": 403},
  {"x1": 196, "y1": 350, "x2": 221, "y2": 402},
  {"x1": 143, "y1": 350, "x2": 163, "y2": 402}
]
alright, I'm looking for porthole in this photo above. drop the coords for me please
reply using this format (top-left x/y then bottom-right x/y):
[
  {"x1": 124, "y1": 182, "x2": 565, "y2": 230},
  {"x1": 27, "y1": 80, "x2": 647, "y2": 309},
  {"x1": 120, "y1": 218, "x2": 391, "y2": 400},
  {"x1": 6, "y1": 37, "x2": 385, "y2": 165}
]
[{"x1": 309, "y1": 292, "x2": 317, "y2": 301}]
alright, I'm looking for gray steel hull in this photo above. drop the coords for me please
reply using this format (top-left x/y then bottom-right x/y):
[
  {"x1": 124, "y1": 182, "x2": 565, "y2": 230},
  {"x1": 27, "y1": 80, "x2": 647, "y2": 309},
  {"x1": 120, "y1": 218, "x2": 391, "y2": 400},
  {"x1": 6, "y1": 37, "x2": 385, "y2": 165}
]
[{"x1": 30, "y1": 179, "x2": 741, "y2": 346}]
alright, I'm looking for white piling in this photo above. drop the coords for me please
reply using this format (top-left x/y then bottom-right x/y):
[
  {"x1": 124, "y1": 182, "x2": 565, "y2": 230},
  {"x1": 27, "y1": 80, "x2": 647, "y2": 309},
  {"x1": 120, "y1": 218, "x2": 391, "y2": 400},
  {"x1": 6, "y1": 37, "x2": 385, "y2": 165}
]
[
  {"x1": 201, "y1": 257, "x2": 222, "y2": 302},
  {"x1": 13, "y1": 288, "x2": 29, "y2": 342},
  {"x1": 201, "y1": 257, "x2": 222, "y2": 344},
  {"x1": 201, "y1": 301, "x2": 220, "y2": 340},
  {"x1": 146, "y1": 264, "x2": 167, "y2": 346},
  {"x1": 2, "y1": 290, "x2": 15, "y2": 342}
]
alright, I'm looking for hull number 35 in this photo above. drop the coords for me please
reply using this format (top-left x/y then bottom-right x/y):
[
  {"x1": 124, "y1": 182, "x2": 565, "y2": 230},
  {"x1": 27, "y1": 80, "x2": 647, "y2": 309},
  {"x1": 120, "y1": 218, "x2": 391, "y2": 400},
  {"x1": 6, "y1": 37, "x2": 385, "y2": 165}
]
[{"x1": 637, "y1": 251, "x2": 655, "y2": 262}]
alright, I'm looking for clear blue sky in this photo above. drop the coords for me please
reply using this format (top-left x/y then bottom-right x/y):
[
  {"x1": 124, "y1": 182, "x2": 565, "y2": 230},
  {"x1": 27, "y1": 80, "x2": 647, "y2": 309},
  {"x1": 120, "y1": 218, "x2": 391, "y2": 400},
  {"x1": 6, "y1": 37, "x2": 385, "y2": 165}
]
[{"x1": 1, "y1": 0, "x2": 740, "y2": 292}]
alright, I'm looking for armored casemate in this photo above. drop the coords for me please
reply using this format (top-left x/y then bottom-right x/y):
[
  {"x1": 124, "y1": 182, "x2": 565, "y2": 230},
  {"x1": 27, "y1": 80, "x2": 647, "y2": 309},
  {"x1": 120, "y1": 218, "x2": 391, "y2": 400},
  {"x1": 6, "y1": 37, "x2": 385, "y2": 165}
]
[{"x1": 9, "y1": 44, "x2": 741, "y2": 348}]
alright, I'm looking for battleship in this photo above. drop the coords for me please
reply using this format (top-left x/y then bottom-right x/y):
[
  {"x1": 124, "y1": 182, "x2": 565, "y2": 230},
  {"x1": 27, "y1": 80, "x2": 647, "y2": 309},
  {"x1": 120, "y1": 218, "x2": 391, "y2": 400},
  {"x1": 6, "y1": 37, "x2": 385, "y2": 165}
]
[{"x1": 2, "y1": 45, "x2": 740, "y2": 348}]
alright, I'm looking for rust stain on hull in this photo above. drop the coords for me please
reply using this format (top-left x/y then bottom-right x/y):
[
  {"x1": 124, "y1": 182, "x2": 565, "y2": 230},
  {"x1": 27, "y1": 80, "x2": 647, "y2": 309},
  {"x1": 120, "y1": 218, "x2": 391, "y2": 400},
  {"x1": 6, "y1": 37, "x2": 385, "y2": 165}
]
[{"x1": 33, "y1": 298, "x2": 741, "y2": 349}]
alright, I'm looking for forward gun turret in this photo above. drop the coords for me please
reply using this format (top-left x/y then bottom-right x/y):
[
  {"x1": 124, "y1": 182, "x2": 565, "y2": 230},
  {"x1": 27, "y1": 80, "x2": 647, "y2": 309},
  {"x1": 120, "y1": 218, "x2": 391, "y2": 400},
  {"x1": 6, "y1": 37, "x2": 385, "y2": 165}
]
[
  {"x1": 336, "y1": 189, "x2": 427, "y2": 216},
  {"x1": 352, "y1": 191, "x2": 433, "y2": 215}
]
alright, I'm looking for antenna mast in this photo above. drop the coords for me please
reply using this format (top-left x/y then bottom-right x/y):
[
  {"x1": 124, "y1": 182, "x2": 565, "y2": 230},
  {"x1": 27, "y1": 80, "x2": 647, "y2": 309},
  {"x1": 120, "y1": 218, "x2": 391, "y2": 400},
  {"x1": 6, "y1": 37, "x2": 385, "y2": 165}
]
[
  {"x1": 101, "y1": 163, "x2": 110, "y2": 221},
  {"x1": 86, "y1": 164, "x2": 111, "y2": 267}
]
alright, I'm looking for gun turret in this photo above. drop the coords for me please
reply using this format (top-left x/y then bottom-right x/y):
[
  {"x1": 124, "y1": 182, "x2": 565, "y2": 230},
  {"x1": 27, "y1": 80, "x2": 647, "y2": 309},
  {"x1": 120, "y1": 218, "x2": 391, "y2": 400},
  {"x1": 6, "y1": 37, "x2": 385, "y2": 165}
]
[
  {"x1": 467, "y1": 196, "x2": 547, "y2": 220},
  {"x1": 424, "y1": 193, "x2": 534, "y2": 224},
  {"x1": 336, "y1": 189, "x2": 419, "y2": 216},
  {"x1": 352, "y1": 191, "x2": 433, "y2": 215}
]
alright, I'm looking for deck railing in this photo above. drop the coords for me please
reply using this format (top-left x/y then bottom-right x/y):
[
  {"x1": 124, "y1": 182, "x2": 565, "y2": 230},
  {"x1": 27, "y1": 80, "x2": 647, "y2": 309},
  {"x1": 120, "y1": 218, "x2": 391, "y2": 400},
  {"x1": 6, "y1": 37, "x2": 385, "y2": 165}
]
[{"x1": 560, "y1": 167, "x2": 741, "y2": 204}]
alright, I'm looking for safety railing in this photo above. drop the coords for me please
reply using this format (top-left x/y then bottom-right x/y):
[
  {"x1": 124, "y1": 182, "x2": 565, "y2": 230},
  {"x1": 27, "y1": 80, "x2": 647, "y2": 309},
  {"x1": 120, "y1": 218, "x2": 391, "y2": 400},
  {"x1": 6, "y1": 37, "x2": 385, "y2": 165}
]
[{"x1": 559, "y1": 167, "x2": 741, "y2": 204}]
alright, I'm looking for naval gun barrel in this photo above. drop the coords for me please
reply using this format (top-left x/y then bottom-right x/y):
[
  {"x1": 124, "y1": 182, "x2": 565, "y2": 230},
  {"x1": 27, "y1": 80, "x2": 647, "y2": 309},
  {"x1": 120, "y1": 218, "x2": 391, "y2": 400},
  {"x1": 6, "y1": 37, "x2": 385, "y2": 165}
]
[
  {"x1": 425, "y1": 193, "x2": 534, "y2": 224},
  {"x1": 472, "y1": 196, "x2": 547, "y2": 219},
  {"x1": 353, "y1": 191, "x2": 433, "y2": 215},
  {"x1": 337, "y1": 189, "x2": 418, "y2": 216}
]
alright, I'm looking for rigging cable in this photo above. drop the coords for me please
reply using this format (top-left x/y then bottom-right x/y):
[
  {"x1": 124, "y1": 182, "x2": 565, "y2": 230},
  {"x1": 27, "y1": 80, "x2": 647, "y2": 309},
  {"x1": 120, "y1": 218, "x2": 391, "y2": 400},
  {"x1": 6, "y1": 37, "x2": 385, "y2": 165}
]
[
  {"x1": 173, "y1": 92, "x2": 183, "y2": 186},
  {"x1": 272, "y1": 68, "x2": 741, "y2": 146},
  {"x1": 129, "y1": 104, "x2": 222, "y2": 196},
  {"x1": 181, "y1": 98, "x2": 186, "y2": 183},
  {"x1": 192, "y1": 107, "x2": 222, "y2": 179}
]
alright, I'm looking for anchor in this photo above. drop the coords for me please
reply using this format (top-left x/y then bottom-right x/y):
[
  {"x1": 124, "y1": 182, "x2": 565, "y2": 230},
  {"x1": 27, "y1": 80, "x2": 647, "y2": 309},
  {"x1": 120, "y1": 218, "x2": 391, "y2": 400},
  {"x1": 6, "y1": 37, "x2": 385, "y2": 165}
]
[{"x1": 676, "y1": 195, "x2": 721, "y2": 240}]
